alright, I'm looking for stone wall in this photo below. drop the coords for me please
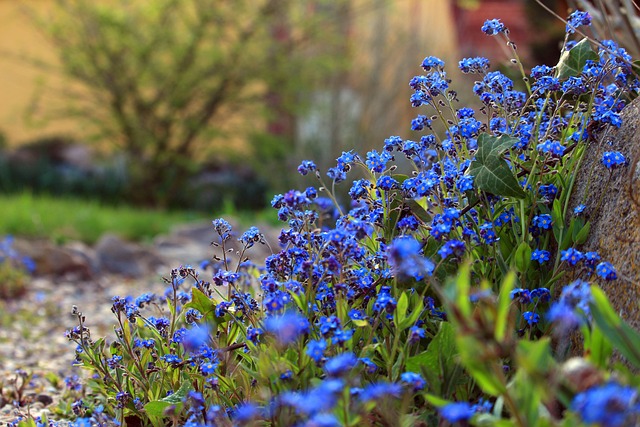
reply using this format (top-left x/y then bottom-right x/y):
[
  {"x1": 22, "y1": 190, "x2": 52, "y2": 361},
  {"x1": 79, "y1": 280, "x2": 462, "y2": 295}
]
[{"x1": 569, "y1": 96, "x2": 640, "y2": 331}]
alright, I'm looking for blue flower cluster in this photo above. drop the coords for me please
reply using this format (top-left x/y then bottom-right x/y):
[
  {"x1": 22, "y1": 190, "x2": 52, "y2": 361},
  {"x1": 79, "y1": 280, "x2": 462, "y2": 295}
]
[{"x1": 57, "y1": 12, "x2": 640, "y2": 427}]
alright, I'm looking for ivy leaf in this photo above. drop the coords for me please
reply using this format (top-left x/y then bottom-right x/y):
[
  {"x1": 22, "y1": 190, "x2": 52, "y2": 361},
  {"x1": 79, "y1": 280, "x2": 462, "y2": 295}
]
[
  {"x1": 555, "y1": 39, "x2": 598, "y2": 80},
  {"x1": 467, "y1": 133, "x2": 526, "y2": 199}
]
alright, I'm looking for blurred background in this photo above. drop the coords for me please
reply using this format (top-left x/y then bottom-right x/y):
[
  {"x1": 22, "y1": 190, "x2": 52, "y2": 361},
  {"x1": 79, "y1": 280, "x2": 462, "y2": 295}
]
[{"x1": 0, "y1": 0, "x2": 631, "y2": 242}]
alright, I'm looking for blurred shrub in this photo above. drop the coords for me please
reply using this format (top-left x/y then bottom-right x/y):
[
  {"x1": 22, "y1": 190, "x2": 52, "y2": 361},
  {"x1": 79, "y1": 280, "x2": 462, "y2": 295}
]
[{"x1": 0, "y1": 136, "x2": 268, "y2": 212}]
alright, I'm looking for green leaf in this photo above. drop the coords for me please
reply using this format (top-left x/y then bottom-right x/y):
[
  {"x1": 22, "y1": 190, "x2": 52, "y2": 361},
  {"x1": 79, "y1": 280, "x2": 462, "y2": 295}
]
[
  {"x1": 555, "y1": 39, "x2": 598, "y2": 80},
  {"x1": 513, "y1": 241, "x2": 531, "y2": 273},
  {"x1": 495, "y1": 271, "x2": 516, "y2": 341},
  {"x1": 352, "y1": 319, "x2": 369, "y2": 327},
  {"x1": 399, "y1": 299, "x2": 424, "y2": 330},
  {"x1": 184, "y1": 288, "x2": 223, "y2": 334},
  {"x1": 443, "y1": 262, "x2": 471, "y2": 317},
  {"x1": 589, "y1": 286, "x2": 640, "y2": 368},
  {"x1": 406, "y1": 322, "x2": 456, "y2": 373},
  {"x1": 404, "y1": 199, "x2": 431, "y2": 224},
  {"x1": 395, "y1": 292, "x2": 409, "y2": 326},
  {"x1": 467, "y1": 134, "x2": 526, "y2": 199},
  {"x1": 161, "y1": 380, "x2": 192, "y2": 404},
  {"x1": 516, "y1": 338, "x2": 554, "y2": 377},
  {"x1": 144, "y1": 400, "x2": 172, "y2": 417},
  {"x1": 582, "y1": 323, "x2": 612, "y2": 369},
  {"x1": 573, "y1": 221, "x2": 591, "y2": 245}
]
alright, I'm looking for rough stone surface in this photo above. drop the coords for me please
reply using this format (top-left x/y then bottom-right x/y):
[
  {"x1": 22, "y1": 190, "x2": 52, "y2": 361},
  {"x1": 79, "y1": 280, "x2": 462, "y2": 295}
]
[
  {"x1": 13, "y1": 238, "x2": 94, "y2": 279},
  {"x1": 569, "y1": 96, "x2": 640, "y2": 331},
  {"x1": 95, "y1": 233, "x2": 164, "y2": 278}
]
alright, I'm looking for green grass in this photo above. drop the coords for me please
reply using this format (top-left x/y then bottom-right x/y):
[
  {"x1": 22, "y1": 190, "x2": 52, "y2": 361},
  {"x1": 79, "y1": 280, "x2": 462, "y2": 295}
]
[{"x1": 0, "y1": 192, "x2": 211, "y2": 244}]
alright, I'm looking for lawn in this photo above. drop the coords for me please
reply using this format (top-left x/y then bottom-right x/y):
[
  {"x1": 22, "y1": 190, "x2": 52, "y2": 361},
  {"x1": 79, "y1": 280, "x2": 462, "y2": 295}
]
[{"x1": 0, "y1": 192, "x2": 276, "y2": 244}]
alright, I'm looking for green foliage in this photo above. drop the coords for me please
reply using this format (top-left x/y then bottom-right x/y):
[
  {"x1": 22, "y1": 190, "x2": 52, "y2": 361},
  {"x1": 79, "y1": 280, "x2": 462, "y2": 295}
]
[
  {"x1": 467, "y1": 134, "x2": 526, "y2": 199},
  {"x1": 555, "y1": 39, "x2": 598, "y2": 80},
  {"x1": 0, "y1": 192, "x2": 207, "y2": 244}
]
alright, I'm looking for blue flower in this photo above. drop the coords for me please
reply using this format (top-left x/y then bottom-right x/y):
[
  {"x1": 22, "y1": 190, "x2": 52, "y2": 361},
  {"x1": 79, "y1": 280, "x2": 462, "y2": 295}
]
[
  {"x1": 573, "y1": 204, "x2": 587, "y2": 216},
  {"x1": 408, "y1": 325, "x2": 426, "y2": 344},
  {"x1": 212, "y1": 218, "x2": 232, "y2": 241},
  {"x1": 387, "y1": 236, "x2": 435, "y2": 280},
  {"x1": 264, "y1": 312, "x2": 309, "y2": 345},
  {"x1": 601, "y1": 151, "x2": 626, "y2": 169},
  {"x1": 305, "y1": 339, "x2": 326, "y2": 363},
  {"x1": 162, "y1": 354, "x2": 182, "y2": 367},
  {"x1": 246, "y1": 326, "x2": 262, "y2": 345},
  {"x1": 530, "y1": 65, "x2": 553, "y2": 79},
  {"x1": 538, "y1": 184, "x2": 558, "y2": 199},
  {"x1": 421, "y1": 56, "x2": 445, "y2": 71},
  {"x1": 365, "y1": 149, "x2": 392, "y2": 173},
  {"x1": 596, "y1": 261, "x2": 617, "y2": 280},
  {"x1": 305, "y1": 413, "x2": 341, "y2": 427},
  {"x1": 456, "y1": 174, "x2": 474, "y2": 192},
  {"x1": 531, "y1": 249, "x2": 551, "y2": 264},
  {"x1": 280, "y1": 379, "x2": 344, "y2": 415},
  {"x1": 458, "y1": 57, "x2": 490, "y2": 74},
  {"x1": 523, "y1": 311, "x2": 540, "y2": 325},
  {"x1": 400, "y1": 372, "x2": 426, "y2": 391},
  {"x1": 440, "y1": 402, "x2": 475, "y2": 422},
  {"x1": 481, "y1": 19, "x2": 506, "y2": 35},
  {"x1": 566, "y1": 10, "x2": 592, "y2": 34},
  {"x1": 358, "y1": 357, "x2": 378, "y2": 374},
  {"x1": 547, "y1": 279, "x2": 592, "y2": 330},
  {"x1": 239, "y1": 226, "x2": 262, "y2": 248},
  {"x1": 510, "y1": 288, "x2": 532, "y2": 304},
  {"x1": 438, "y1": 239, "x2": 466, "y2": 259},
  {"x1": 200, "y1": 361, "x2": 217, "y2": 376},
  {"x1": 531, "y1": 288, "x2": 550, "y2": 302},
  {"x1": 532, "y1": 214, "x2": 553, "y2": 230},
  {"x1": 376, "y1": 175, "x2": 399, "y2": 191},
  {"x1": 358, "y1": 381, "x2": 402, "y2": 401},
  {"x1": 571, "y1": 383, "x2": 639, "y2": 427},
  {"x1": 324, "y1": 352, "x2": 357, "y2": 377},
  {"x1": 233, "y1": 402, "x2": 260, "y2": 425},
  {"x1": 561, "y1": 248, "x2": 584, "y2": 266},
  {"x1": 297, "y1": 160, "x2": 317, "y2": 176}
]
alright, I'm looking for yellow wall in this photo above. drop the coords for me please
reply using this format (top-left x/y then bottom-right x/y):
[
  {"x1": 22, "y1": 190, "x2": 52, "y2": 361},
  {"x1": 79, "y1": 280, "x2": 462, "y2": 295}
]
[
  {"x1": 0, "y1": 0, "x2": 457, "y2": 147},
  {"x1": 0, "y1": 0, "x2": 80, "y2": 145}
]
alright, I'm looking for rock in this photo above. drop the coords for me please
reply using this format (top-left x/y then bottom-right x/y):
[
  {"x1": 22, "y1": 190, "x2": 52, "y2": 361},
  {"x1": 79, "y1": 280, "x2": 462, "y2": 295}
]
[
  {"x1": 569, "y1": 96, "x2": 640, "y2": 332},
  {"x1": 95, "y1": 234, "x2": 163, "y2": 278},
  {"x1": 12, "y1": 238, "x2": 94, "y2": 279},
  {"x1": 35, "y1": 394, "x2": 54, "y2": 406}
]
